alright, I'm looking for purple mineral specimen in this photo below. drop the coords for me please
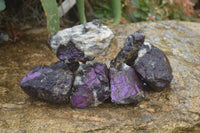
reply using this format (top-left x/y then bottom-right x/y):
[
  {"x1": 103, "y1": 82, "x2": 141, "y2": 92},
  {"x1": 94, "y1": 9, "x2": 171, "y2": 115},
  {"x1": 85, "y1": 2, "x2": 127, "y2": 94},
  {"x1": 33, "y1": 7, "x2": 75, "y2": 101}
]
[
  {"x1": 56, "y1": 42, "x2": 92, "y2": 63},
  {"x1": 134, "y1": 42, "x2": 173, "y2": 91},
  {"x1": 115, "y1": 30, "x2": 145, "y2": 66},
  {"x1": 109, "y1": 60, "x2": 145, "y2": 104},
  {"x1": 50, "y1": 60, "x2": 79, "y2": 72},
  {"x1": 20, "y1": 61, "x2": 75, "y2": 103},
  {"x1": 48, "y1": 20, "x2": 114, "y2": 63},
  {"x1": 70, "y1": 62, "x2": 110, "y2": 108}
]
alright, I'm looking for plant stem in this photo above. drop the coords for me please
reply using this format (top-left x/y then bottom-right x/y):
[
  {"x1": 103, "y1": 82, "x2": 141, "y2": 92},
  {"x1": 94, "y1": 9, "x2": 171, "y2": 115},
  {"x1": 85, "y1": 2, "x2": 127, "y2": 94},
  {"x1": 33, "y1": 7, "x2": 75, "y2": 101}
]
[
  {"x1": 111, "y1": 0, "x2": 121, "y2": 25},
  {"x1": 40, "y1": 0, "x2": 60, "y2": 36},
  {"x1": 100, "y1": 0, "x2": 121, "y2": 25},
  {"x1": 76, "y1": 0, "x2": 86, "y2": 24}
]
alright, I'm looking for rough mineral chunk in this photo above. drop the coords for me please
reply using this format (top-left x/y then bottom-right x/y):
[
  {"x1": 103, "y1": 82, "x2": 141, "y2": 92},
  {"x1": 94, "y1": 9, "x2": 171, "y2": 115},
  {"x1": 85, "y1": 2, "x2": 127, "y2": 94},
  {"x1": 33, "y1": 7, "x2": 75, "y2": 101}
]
[
  {"x1": 56, "y1": 42, "x2": 91, "y2": 63},
  {"x1": 50, "y1": 60, "x2": 79, "y2": 72},
  {"x1": 134, "y1": 42, "x2": 173, "y2": 91},
  {"x1": 48, "y1": 19, "x2": 114, "y2": 63},
  {"x1": 115, "y1": 30, "x2": 145, "y2": 65},
  {"x1": 71, "y1": 61, "x2": 110, "y2": 108},
  {"x1": 20, "y1": 62, "x2": 74, "y2": 103},
  {"x1": 109, "y1": 60, "x2": 145, "y2": 104}
]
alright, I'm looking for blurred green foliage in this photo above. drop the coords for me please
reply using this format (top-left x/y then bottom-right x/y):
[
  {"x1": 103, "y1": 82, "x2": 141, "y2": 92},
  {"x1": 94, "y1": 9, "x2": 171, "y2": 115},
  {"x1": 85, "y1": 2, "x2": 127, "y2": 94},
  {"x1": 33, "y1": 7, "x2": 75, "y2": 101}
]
[
  {"x1": 92, "y1": 0, "x2": 121, "y2": 25},
  {"x1": 130, "y1": 0, "x2": 188, "y2": 22},
  {"x1": 93, "y1": 0, "x2": 124, "y2": 23},
  {"x1": 93, "y1": 0, "x2": 112, "y2": 21},
  {"x1": 92, "y1": 0, "x2": 194, "y2": 23},
  {"x1": 0, "y1": 0, "x2": 6, "y2": 11}
]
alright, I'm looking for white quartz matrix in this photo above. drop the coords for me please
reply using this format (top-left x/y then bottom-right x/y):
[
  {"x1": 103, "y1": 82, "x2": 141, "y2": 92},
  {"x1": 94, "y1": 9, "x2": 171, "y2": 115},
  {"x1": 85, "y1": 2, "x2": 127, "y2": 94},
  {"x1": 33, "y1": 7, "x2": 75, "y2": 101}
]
[{"x1": 49, "y1": 20, "x2": 114, "y2": 58}]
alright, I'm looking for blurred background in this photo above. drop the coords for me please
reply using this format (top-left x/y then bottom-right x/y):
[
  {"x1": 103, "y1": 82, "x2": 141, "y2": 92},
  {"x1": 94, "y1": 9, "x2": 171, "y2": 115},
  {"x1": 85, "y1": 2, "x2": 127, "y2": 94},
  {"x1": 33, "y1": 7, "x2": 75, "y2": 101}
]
[{"x1": 0, "y1": 0, "x2": 200, "y2": 42}]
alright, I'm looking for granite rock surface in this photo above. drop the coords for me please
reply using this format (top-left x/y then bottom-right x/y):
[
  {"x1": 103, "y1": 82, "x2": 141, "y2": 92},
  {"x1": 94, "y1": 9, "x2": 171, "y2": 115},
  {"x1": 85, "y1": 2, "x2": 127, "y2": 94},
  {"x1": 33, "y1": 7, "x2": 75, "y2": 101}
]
[{"x1": 0, "y1": 21, "x2": 199, "y2": 132}]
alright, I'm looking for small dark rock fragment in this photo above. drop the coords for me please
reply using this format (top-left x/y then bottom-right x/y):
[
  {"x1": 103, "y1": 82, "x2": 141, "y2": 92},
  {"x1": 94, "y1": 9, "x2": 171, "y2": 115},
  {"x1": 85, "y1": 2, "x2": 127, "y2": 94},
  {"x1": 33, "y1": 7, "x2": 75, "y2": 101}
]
[
  {"x1": 71, "y1": 62, "x2": 110, "y2": 108},
  {"x1": 109, "y1": 60, "x2": 145, "y2": 104},
  {"x1": 56, "y1": 42, "x2": 92, "y2": 63},
  {"x1": 50, "y1": 60, "x2": 79, "y2": 72},
  {"x1": 92, "y1": 19, "x2": 102, "y2": 28},
  {"x1": 134, "y1": 42, "x2": 173, "y2": 91},
  {"x1": 20, "y1": 62, "x2": 74, "y2": 103},
  {"x1": 115, "y1": 30, "x2": 145, "y2": 65}
]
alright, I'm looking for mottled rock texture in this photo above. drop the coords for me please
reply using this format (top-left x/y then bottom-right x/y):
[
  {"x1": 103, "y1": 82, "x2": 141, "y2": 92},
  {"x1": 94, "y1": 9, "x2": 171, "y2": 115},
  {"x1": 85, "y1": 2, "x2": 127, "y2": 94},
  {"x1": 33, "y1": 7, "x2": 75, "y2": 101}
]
[
  {"x1": 71, "y1": 62, "x2": 110, "y2": 108},
  {"x1": 134, "y1": 42, "x2": 173, "y2": 91},
  {"x1": 48, "y1": 19, "x2": 114, "y2": 63},
  {"x1": 20, "y1": 61, "x2": 74, "y2": 103},
  {"x1": 109, "y1": 60, "x2": 145, "y2": 104},
  {"x1": 0, "y1": 21, "x2": 200, "y2": 132}
]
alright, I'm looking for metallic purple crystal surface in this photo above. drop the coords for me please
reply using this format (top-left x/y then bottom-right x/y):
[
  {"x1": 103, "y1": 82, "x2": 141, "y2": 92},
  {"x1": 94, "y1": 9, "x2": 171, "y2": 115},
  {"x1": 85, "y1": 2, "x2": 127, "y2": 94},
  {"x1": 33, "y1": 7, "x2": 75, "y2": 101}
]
[
  {"x1": 56, "y1": 42, "x2": 92, "y2": 63},
  {"x1": 20, "y1": 62, "x2": 74, "y2": 103},
  {"x1": 71, "y1": 61, "x2": 110, "y2": 108},
  {"x1": 70, "y1": 85, "x2": 94, "y2": 108},
  {"x1": 134, "y1": 42, "x2": 173, "y2": 91},
  {"x1": 21, "y1": 71, "x2": 41, "y2": 84},
  {"x1": 109, "y1": 60, "x2": 145, "y2": 104}
]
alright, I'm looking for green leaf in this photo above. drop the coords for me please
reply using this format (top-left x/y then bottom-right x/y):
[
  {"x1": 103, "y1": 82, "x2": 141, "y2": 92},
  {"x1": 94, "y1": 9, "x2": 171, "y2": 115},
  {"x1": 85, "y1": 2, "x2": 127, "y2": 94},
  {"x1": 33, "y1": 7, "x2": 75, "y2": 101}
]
[
  {"x1": 173, "y1": 13, "x2": 180, "y2": 19},
  {"x1": 130, "y1": 12, "x2": 139, "y2": 22},
  {"x1": 132, "y1": 10, "x2": 140, "y2": 18},
  {"x1": 132, "y1": 10, "x2": 147, "y2": 19},
  {"x1": 155, "y1": 14, "x2": 161, "y2": 20},
  {"x1": 141, "y1": 7, "x2": 149, "y2": 12},
  {"x1": 130, "y1": 12, "x2": 144, "y2": 22},
  {"x1": 140, "y1": 0, "x2": 147, "y2": 6},
  {"x1": 131, "y1": 0, "x2": 139, "y2": 7},
  {"x1": 40, "y1": 0, "x2": 60, "y2": 36},
  {"x1": 0, "y1": 0, "x2": 6, "y2": 11},
  {"x1": 94, "y1": 12, "x2": 104, "y2": 19},
  {"x1": 102, "y1": 3, "x2": 111, "y2": 11},
  {"x1": 77, "y1": 0, "x2": 86, "y2": 24},
  {"x1": 3, "y1": 34, "x2": 9, "y2": 41}
]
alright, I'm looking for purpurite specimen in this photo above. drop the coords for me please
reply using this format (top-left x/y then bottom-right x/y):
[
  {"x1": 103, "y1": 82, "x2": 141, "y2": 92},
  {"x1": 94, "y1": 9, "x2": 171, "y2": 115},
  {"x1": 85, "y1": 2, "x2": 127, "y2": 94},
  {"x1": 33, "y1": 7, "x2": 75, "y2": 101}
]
[
  {"x1": 20, "y1": 61, "x2": 75, "y2": 103},
  {"x1": 48, "y1": 19, "x2": 114, "y2": 63},
  {"x1": 109, "y1": 60, "x2": 145, "y2": 104},
  {"x1": 50, "y1": 60, "x2": 79, "y2": 72},
  {"x1": 115, "y1": 30, "x2": 145, "y2": 65},
  {"x1": 134, "y1": 42, "x2": 173, "y2": 91},
  {"x1": 71, "y1": 62, "x2": 110, "y2": 108}
]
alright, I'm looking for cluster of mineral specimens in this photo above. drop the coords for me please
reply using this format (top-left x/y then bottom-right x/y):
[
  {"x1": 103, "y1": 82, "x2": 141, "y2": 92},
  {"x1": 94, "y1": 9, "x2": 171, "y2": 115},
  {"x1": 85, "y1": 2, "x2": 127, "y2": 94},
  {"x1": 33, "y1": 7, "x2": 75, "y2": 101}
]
[{"x1": 20, "y1": 20, "x2": 173, "y2": 109}]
